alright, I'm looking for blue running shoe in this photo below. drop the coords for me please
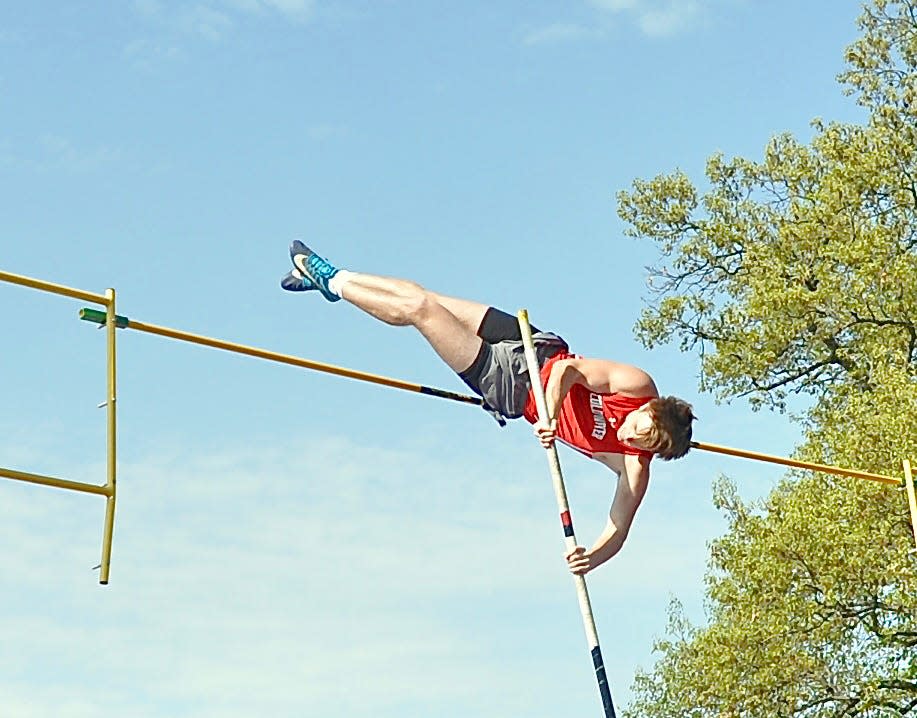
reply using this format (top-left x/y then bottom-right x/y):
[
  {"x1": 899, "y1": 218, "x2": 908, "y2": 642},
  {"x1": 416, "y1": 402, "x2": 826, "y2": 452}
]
[
  {"x1": 280, "y1": 268, "x2": 317, "y2": 292},
  {"x1": 290, "y1": 239, "x2": 341, "y2": 302}
]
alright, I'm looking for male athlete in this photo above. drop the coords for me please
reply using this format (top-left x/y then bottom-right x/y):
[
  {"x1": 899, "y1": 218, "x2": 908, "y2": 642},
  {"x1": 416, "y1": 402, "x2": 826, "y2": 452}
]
[{"x1": 281, "y1": 240, "x2": 695, "y2": 575}]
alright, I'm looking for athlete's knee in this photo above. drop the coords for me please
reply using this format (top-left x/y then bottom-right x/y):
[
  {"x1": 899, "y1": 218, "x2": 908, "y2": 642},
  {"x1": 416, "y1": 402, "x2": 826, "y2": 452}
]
[
  {"x1": 385, "y1": 281, "x2": 434, "y2": 326},
  {"x1": 402, "y1": 284, "x2": 439, "y2": 323}
]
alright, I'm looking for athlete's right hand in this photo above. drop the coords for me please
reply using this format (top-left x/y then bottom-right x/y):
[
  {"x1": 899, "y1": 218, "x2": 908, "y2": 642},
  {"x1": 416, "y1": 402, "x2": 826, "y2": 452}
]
[{"x1": 534, "y1": 419, "x2": 557, "y2": 448}]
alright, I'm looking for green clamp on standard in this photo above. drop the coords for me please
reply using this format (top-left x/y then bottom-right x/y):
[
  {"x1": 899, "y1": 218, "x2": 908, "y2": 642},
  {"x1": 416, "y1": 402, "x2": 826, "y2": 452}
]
[{"x1": 80, "y1": 307, "x2": 130, "y2": 329}]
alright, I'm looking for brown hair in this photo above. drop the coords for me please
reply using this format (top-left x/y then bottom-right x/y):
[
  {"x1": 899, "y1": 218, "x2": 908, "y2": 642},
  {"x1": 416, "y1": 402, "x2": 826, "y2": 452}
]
[{"x1": 645, "y1": 396, "x2": 695, "y2": 461}]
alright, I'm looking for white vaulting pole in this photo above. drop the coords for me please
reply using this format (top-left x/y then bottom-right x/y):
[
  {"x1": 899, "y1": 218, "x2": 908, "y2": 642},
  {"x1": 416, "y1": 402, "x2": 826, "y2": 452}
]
[{"x1": 517, "y1": 310, "x2": 616, "y2": 718}]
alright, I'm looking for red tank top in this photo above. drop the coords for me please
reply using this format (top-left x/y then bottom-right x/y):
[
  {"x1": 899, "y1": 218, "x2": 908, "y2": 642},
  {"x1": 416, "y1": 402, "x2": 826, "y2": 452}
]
[{"x1": 522, "y1": 351, "x2": 655, "y2": 459}]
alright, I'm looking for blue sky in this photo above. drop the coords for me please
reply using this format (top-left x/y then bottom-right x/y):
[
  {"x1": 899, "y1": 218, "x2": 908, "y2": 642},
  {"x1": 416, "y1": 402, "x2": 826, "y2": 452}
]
[{"x1": 0, "y1": 2, "x2": 873, "y2": 716}]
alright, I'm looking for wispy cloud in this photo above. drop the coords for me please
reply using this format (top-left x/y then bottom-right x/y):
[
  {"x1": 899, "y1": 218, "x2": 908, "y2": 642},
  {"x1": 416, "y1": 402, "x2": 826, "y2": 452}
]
[
  {"x1": 177, "y1": 4, "x2": 234, "y2": 41},
  {"x1": 523, "y1": 1, "x2": 716, "y2": 47},
  {"x1": 225, "y1": 0, "x2": 315, "y2": 18},
  {"x1": 589, "y1": 0, "x2": 706, "y2": 38},
  {"x1": 0, "y1": 430, "x2": 718, "y2": 716},
  {"x1": 129, "y1": 0, "x2": 316, "y2": 49},
  {"x1": 638, "y1": 0, "x2": 702, "y2": 37},
  {"x1": 133, "y1": 0, "x2": 164, "y2": 19},
  {"x1": 260, "y1": 0, "x2": 315, "y2": 19},
  {"x1": 591, "y1": 0, "x2": 640, "y2": 10},
  {"x1": 137, "y1": 0, "x2": 316, "y2": 29},
  {"x1": 131, "y1": 0, "x2": 232, "y2": 42},
  {"x1": 522, "y1": 22, "x2": 601, "y2": 47}
]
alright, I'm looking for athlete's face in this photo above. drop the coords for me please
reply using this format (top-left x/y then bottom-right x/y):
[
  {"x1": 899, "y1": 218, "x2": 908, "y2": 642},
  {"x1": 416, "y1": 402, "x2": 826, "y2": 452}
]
[{"x1": 617, "y1": 404, "x2": 657, "y2": 451}]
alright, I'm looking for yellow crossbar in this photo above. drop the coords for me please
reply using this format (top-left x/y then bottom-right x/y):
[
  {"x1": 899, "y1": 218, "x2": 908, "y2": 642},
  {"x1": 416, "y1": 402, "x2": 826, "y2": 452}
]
[
  {"x1": 692, "y1": 441, "x2": 900, "y2": 486},
  {"x1": 0, "y1": 269, "x2": 110, "y2": 305}
]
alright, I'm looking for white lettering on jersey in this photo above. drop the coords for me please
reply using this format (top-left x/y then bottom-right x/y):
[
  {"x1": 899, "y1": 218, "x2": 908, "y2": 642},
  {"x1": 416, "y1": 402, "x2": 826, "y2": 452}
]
[{"x1": 590, "y1": 392, "x2": 606, "y2": 440}]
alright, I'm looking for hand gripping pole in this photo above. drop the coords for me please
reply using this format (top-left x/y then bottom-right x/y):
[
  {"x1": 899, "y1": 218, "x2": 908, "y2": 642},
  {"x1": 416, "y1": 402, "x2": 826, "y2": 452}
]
[{"x1": 517, "y1": 310, "x2": 617, "y2": 718}]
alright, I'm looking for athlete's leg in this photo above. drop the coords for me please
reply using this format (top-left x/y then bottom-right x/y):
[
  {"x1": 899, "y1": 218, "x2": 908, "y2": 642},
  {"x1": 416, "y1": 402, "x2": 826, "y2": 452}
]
[
  {"x1": 348, "y1": 278, "x2": 490, "y2": 338},
  {"x1": 336, "y1": 276, "x2": 536, "y2": 345},
  {"x1": 335, "y1": 274, "x2": 483, "y2": 373},
  {"x1": 286, "y1": 241, "x2": 521, "y2": 373},
  {"x1": 429, "y1": 294, "x2": 489, "y2": 331}
]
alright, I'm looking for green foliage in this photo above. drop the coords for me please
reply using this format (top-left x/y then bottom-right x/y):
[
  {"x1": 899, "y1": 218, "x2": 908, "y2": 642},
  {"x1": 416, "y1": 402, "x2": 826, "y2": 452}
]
[
  {"x1": 801, "y1": 364, "x2": 917, "y2": 475},
  {"x1": 621, "y1": 2, "x2": 917, "y2": 716},
  {"x1": 618, "y1": 121, "x2": 917, "y2": 411},
  {"x1": 618, "y1": 2, "x2": 917, "y2": 413},
  {"x1": 630, "y1": 476, "x2": 916, "y2": 717}
]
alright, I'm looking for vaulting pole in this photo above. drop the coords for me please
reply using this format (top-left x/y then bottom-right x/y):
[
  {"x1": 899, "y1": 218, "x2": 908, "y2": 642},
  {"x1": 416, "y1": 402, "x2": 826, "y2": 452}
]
[{"x1": 517, "y1": 309, "x2": 616, "y2": 718}]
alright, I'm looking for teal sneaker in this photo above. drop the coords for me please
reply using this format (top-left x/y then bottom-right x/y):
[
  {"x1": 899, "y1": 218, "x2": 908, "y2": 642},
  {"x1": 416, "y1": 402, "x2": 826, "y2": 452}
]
[
  {"x1": 290, "y1": 240, "x2": 340, "y2": 302},
  {"x1": 280, "y1": 268, "x2": 317, "y2": 292}
]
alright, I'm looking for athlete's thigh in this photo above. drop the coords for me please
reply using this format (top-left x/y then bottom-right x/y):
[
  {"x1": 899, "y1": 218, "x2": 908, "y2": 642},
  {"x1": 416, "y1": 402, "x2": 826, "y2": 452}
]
[
  {"x1": 429, "y1": 292, "x2": 490, "y2": 335},
  {"x1": 413, "y1": 299, "x2": 484, "y2": 374}
]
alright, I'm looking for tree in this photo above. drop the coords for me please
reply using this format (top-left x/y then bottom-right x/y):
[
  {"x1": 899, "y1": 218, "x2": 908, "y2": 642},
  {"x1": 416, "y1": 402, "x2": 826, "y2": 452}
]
[
  {"x1": 629, "y1": 473, "x2": 916, "y2": 717},
  {"x1": 619, "y1": 1, "x2": 917, "y2": 715}
]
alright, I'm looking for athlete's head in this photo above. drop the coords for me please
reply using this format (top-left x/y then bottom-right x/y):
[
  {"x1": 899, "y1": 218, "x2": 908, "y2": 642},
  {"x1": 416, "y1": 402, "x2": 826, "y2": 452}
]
[
  {"x1": 645, "y1": 396, "x2": 695, "y2": 460},
  {"x1": 617, "y1": 397, "x2": 695, "y2": 460}
]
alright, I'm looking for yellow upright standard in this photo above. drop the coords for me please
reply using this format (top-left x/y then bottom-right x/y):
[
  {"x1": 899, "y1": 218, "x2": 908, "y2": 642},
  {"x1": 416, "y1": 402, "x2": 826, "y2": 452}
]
[
  {"x1": 0, "y1": 270, "x2": 118, "y2": 584},
  {"x1": 903, "y1": 460, "x2": 917, "y2": 552}
]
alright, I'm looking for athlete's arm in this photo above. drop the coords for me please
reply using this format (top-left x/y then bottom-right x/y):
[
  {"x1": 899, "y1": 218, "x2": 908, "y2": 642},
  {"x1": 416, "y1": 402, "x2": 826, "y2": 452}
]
[
  {"x1": 555, "y1": 357, "x2": 656, "y2": 395},
  {"x1": 565, "y1": 453, "x2": 650, "y2": 574}
]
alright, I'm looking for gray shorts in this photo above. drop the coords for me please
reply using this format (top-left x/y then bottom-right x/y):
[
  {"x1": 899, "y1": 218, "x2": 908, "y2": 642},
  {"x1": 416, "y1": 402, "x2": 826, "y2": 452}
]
[{"x1": 458, "y1": 332, "x2": 568, "y2": 419}]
